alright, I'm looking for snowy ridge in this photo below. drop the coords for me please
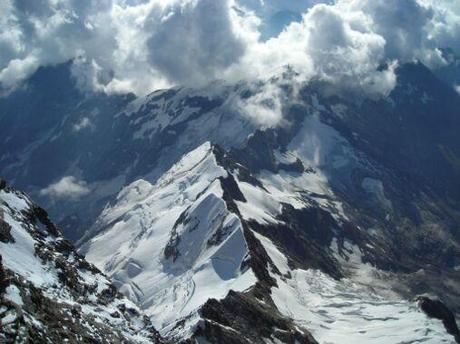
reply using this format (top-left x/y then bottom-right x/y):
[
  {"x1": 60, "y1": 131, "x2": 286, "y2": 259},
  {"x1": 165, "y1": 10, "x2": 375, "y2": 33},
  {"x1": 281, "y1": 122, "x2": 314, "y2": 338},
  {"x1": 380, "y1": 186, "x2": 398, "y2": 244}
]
[
  {"x1": 0, "y1": 182, "x2": 162, "y2": 343},
  {"x1": 82, "y1": 142, "x2": 257, "y2": 338}
]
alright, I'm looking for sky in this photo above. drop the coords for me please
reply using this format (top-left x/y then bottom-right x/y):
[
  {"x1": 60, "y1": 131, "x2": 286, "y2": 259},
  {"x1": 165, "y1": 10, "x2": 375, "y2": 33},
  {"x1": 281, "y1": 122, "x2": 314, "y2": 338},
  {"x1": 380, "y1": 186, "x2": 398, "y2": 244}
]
[{"x1": 1, "y1": 0, "x2": 459, "y2": 97}]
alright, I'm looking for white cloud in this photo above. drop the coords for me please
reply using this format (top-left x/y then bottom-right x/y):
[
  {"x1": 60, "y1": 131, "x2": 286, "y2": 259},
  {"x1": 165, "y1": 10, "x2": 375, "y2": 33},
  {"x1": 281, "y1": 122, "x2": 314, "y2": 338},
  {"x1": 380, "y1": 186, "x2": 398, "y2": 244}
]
[
  {"x1": 0, "y1": 0, "x2": 459, "y2": 103},
  {"x1": 145, "y1": 0, "x2": 246, "y2": 85},
  {"x1": 0, "y1": 56, "x2": 39, "y2": 89},
  {"x1": 419, "y1": 0, "x2": 460, "y2": 53},
  {"x1": 230, "y1": 2, "x2": 398, "y2": 98},
  {"x1": 236, "y1": 81, "x2": 285, "y2": 128},
  {"x1": 340, "y1": 0, "x2": 448, "y2": 68},
  {"x1": 40, "y1": 176, "x2": 91, "y2": 200},
  {"x1": 300, "y1": 3, "x2": 398, "y2": 96},
  {"x1": 0, "y1": 0, "x2": 249, "y2": 94}
]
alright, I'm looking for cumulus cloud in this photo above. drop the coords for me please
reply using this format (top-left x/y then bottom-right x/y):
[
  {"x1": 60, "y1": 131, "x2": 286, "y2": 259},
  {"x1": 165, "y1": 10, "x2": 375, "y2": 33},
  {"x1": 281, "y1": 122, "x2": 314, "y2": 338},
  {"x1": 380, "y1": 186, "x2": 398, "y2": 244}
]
[
  {"x1": 40, "y1": 176, "x2": 91, "y2": 200},
  {"x1": 236, "y1": 81, "x2": 285, "y2": 128},
  {"x1": 0, "y1": 0, "x2": 459, "y2": 102},
  {"x1": 146, "y1": 0, "x2": 246, "y2": 85},
  {"x1": 238, "y1": 0, "x2": 332, "y2": 40},
  {"x1": 340, "y1": 0, "x2": 447, "y2": 67},
  {"x1": 0, "y1": 0, "x2": 248, "y2": 94},
  {"x1": 348, "y1": 0, "x2": 433, "y2": 59},
  {"x1": 0, "y1": 0, "x2": 117, "y2": 88},
  {"x1": 419, "y1": 0, "x2": 460, "y2": 53},
  {"x1": 229, "y1": 2, "x2": 398, "y2": 97},
  {"x1": 297, "y1": 3, "x2": 397, "y2": 95}
]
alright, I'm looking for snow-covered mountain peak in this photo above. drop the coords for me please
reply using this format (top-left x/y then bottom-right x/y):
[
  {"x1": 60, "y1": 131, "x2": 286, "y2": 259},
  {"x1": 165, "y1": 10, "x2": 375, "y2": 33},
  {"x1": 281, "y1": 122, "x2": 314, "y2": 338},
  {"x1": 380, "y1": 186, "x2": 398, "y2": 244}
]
[
  {"x1": 82, "y1": 142, "x2": 257, "y2": 338},
  {"x1": 87, "y1": 141, "x2": 225, "y2": 233}
]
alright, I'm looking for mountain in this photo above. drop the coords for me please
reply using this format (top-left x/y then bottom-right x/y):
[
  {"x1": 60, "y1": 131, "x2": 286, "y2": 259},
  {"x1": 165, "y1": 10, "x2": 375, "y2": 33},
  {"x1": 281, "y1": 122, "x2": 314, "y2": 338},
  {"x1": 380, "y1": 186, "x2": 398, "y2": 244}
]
[
  {"x1": 80, "y1": 142, "x2": 257, "y2": 336},
  {"x1": 0, "y1": 63, "x2": 257, "y2": 241},
  {"x1": 0, "y1": 179, "x2": 163, "y2": 343},
  {"x1": 1, "y1": 60, "x2": 460, "y2": 343},
  {"x1": 79, "y1": 141, "x2": 458, "y2": 343}
]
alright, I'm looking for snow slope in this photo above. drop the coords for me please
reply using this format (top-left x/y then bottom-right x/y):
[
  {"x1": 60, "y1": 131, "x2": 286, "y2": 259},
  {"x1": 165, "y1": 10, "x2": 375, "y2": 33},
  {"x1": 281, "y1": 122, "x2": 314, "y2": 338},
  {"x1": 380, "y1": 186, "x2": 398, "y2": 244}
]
[
  {"x1": 82, "y1": 142, "x2": 256, "y2": 338},
  {"x1": 254, "y1": 232, "x2": 454, "y2": 344},
  {"x1": 0, "y1": 182, "x2": 162, "y2": 343}
]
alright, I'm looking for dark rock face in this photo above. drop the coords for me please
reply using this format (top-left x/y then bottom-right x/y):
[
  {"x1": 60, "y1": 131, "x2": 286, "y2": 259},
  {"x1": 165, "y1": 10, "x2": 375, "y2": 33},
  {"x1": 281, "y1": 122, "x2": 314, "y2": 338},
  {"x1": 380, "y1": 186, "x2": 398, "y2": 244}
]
[
  {"x1": 219, "y1": 175, "x2": 247, "y2": 203},
  {"x1": 29, "y1": 205, "x2": 60, "y2": 237},
  {"x1": 417, "y1": 297, "x2": 460, "y2": 343},
  {"x1": 230, "y1": 130, "x2": 280, "y2": 173},
  {"x1": 0, "y1": 255, "x2": 8, "y2": 295},
  {"x1": 191, "y1": 289, "x2": 318, "y2": 344},
  {"x1": 229, "y1": 129, "x2": 306, "y2": 175},
  {"x1": 248, "y1": 205, "x2": 343, "y2": 279},
  {"x1": 1, "y1": 181, "x2": 15, "y2": 244},
  {"x1": 164, "y1": 229, "x2": 181, "y2": 262},
  {"x1": 213, "y1": 145, "x2": 265, "y2": 189},
  {"x1": 326, "y1": 63, "x2": 460, "y2": 202},
  {"x1": 278, "y1": 157, "x2": 305, "y2": 173},
  {"x1": 0, "y1": 218, "x2": 14, "y2": 243}
]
